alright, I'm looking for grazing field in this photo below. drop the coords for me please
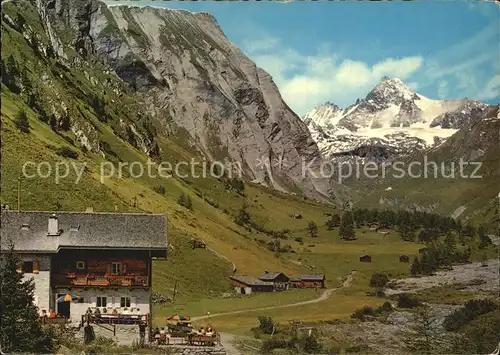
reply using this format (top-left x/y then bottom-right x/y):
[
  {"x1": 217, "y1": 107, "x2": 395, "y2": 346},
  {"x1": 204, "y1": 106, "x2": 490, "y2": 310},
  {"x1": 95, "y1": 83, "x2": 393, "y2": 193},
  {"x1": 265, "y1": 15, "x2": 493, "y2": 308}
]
[{"x1": 154, "y1": 227, "x2": 426, "y2": 332}]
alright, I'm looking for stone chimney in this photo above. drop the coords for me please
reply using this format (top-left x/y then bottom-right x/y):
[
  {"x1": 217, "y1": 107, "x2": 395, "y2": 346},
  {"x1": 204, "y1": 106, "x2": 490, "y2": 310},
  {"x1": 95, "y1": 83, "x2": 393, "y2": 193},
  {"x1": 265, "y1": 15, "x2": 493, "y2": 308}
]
[{"x1": 48, "y1": 214, "x2": 59, "y2": 236}]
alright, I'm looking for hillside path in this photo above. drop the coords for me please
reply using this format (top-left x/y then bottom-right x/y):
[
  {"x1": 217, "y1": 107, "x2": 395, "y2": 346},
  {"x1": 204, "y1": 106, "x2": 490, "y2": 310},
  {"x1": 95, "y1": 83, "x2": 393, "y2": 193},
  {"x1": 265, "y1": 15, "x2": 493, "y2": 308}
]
[
  {"x1": 206, "y1": 245, "x2": 237, "y2": 273},
  {"x1": 192, "y1": 271, "x2": 356, "y2": 321}
]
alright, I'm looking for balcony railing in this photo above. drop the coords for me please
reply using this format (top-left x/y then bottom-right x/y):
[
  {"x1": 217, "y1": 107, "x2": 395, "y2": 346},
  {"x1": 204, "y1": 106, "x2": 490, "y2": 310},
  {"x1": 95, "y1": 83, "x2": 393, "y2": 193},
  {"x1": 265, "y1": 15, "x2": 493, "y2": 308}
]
[{"x1": 52, "y1": 273, "x2": 149, "y2": 287}]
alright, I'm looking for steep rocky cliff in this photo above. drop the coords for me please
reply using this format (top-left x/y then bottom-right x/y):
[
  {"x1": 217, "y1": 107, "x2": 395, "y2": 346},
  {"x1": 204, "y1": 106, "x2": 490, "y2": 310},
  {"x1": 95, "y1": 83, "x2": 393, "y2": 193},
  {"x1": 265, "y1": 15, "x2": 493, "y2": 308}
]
[{"x1": 2, "y1": 0, "x2": 342, "y2": 201}]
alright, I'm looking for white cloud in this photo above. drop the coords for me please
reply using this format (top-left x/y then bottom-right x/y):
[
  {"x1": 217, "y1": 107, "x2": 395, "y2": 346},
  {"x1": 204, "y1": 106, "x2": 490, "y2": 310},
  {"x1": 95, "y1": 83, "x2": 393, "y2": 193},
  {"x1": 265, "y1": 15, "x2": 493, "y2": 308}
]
[
  {"x1": 416, "y1": 22, "x2": 498, "y2": 100},
  {"x1": 477, "y1": 75, "x2": 500, "y2": 100},
  {"x1": 243, "y1": 37, "x2": 280, "y2": 53},
  {"x1": 437, "y1": 80, "x2": 449, "y2": 99},
  {"x1": 243, "y1": 38, "x2": 424, "y2": 115},
  {"x1": 372, "y1": 57, "x2": 424, "y2": 79},
  {"x1": 242, "y1": 19, "x2": 498, "y2": 115}
]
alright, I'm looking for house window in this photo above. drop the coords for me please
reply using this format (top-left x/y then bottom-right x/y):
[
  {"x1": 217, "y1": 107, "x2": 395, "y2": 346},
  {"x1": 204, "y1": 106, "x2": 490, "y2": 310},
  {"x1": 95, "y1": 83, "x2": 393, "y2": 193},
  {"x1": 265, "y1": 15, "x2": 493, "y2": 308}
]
[
  {"x1": 111, "y1": 263, "x2": 123, "y2": 275},
  {"x1": 120, "y1": 297, "x2": 131, "y2": 308},
  {"x1": 76, "y1": 261, "x2": 85, "y2": 270},
  {"x1": 69, "y1": 225, "x2": 80, "y2": 232},
  {"x1": 96, "y1": 297, "x2": 107, "y2": 307},
  {"x1": 22, "y1": 261, "x2": 34, "y2": 273}
]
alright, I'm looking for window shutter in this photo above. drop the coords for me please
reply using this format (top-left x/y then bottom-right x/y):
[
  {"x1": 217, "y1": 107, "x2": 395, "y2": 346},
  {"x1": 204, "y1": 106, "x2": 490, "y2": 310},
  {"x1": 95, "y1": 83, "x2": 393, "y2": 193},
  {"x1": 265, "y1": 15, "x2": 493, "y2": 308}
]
[
  {"x1": 130, "y1": 297, "x2": 136, "y2": 309},
  {"x1": 122, "y1": 263, "x2": 127, "y2": 275},
  {"x1": 90, "y1": 297, "x2": 97, "y2": 307},
  {"x1": 33, "y1": 261, "x2": 40, "y2": 274},
  {"x1": 106, "y1": 264, "x2": 111, "y2": 274}
]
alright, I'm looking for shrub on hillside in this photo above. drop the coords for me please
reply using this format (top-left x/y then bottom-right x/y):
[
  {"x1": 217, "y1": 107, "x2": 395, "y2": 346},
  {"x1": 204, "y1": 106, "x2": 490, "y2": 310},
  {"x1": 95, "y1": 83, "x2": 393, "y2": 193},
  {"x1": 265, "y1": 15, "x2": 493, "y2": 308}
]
[
  {"x1": 450, "y1": 311, "x2": 500, "y2": 354},
  {"x1": 351, "y1": 302, "x2": 394, "y2": 321},
  {"x1": 260, "y1": 338, "x2": 295, "y2": 354},
  {"x1": 381, "y1": 301, "x2": 393, "y2": 312},
  {"x1": 177, "y1": 192, "x2": 193, "y2": 210},
  {"x1": 351, "y1": 306, "x2": 375, "y2": 321},
  {"x1": 56, "y1": 146, "x2": 78, "y2": 159},
  {"x1": 443, "y1": 299, "x2": 498, "y2": 332},
  {"x1": 369, "y1": 273, "x2": 389, "y2": 296},
  {"x1": 234, "y1": 204, "x2": 251, "y2": 226},
  {"x1": 204, "y1": 197, "x2": 219, "y2": 208},
  {"x1": 397, "y1": 293, "x2": 422, "y2": 309},
  {"x1": 256, "y1": 316, "x2": 276, "y2": 335},
  {"x1": 301, "y1": 332, "x2": 322, "y2": 353},
  {"x1": 152, "y1": 185, "x2": 166, "y2": 195},
  {"x1": 14, "y1": 109, "x2": 30, "y2": 133}
]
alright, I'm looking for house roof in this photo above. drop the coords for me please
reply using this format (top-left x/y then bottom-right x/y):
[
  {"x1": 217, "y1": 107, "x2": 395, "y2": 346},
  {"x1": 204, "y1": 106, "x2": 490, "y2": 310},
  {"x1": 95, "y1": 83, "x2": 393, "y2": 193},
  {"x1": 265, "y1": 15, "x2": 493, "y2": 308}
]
[
  {"x1": 0, "y1": 211, "x2": 168, "y2": 255},
  {"x1": 258, "y1": 271, "x2": 289, "y2": 281},
  {"x1": 300, "y1": 274, "x2": 325, "y2": 281},
  {"x1": 229, "y1": 275, "x2": 273, "y2": 287}
]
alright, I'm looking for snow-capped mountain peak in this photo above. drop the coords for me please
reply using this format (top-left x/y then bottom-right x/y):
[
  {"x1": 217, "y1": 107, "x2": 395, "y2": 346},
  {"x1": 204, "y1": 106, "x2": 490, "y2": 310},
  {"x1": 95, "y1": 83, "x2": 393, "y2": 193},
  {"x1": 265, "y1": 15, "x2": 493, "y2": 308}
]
[
  {"x1": 303, "y1": 102, "x2": 343, "y2": 128},
  {"x1": 303, "y1": 77, "x2": 490, "y2": 163},
  {"x1": 369, "y1": 76, "x2": 418, "y2": 102}
]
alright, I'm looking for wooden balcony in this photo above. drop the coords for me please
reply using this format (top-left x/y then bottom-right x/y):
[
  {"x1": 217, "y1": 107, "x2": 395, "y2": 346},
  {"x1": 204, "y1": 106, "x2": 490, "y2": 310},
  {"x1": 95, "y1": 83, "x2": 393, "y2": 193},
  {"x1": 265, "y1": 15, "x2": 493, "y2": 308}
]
[{"x1": 52, "y1": 273, "x2": 149, "y2": 288}]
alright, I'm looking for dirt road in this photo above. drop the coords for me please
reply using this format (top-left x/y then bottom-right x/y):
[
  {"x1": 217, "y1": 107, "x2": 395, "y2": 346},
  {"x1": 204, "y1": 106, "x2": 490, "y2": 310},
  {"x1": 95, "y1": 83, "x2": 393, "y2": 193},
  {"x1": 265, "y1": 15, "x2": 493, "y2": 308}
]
[{"x1": 192, "y1": 271, "x2": 356, "y2": 322}]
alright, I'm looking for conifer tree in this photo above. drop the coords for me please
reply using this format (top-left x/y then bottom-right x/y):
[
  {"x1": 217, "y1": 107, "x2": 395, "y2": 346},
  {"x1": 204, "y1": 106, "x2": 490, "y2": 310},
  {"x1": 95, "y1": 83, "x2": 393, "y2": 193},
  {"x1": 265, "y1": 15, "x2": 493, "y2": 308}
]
[
  {"x1": 235, "y1": 204, "x2": 251, "y2": 226},
  {"x1": 410, "y1": 256, "x2": 422, "y2": 276},
  {"x1": 14, "y1": 109, "x2": 30, "y2": 133},
  {"x1": 185, "y1": 195, "x2": 193, "y2": 210},
  {"x1": 0, "y1": 244, "x2": 54, "y2": 353},
  {"x1": 307, "y1": 221, "x2": 318, "y2": 238},
  {"x1": 339, "y1": 210, "x2": 356, "y2": 240},
  {"x1": 178, "y1": 192, "x2": 186, "y2": 205},
  {"x1": 326, "y1": 214, "x2": 340, "y2": 230}
]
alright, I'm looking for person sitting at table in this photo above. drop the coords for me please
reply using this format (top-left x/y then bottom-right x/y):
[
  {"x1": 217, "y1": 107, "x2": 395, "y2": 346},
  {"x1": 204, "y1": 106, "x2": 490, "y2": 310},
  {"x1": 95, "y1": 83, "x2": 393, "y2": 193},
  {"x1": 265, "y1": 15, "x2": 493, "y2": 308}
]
[
  {"x1": 94, "y1": 308, "x2": 101, "y2": 318},
  {"x1": 122, "y1": 308, "x2": 130, "y2": 315},
  {"x1": 40, "y1": 309, "x2": 47, "y2": 318},
  {"x1": 102, "y1": 307, "x2": 107, "y2": 314},
  {"x1": 205, "y1": 327, "x2": 214, "y2": 336},
  {"x1": 153, "y1": 327, "x2": 160, "y2": 338},
  {"x1": 48, "y1": 309, "x2": 56, "y2": 318},
  {"x1": 134, "y1": 308, "x2": 141, "y2": 316},
  {"x1": 112, "y1": 308, "x2": 118, "y2": 315}
]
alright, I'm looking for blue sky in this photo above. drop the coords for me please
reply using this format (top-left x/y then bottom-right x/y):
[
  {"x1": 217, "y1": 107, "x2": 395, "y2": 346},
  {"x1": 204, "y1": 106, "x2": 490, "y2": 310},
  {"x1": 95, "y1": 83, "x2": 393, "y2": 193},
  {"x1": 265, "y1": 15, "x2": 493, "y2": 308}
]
[{"x1": 105, "y1": 1, "x2": 499, "y2": 115}]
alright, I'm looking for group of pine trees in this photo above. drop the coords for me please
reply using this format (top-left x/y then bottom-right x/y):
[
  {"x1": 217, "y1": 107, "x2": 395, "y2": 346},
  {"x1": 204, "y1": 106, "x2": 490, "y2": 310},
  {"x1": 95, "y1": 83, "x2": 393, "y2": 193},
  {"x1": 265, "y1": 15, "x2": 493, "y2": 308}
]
[
  {"x1": 325, "y1": 210, "x2": 356, "y2": 240},
  {"x1": 177, "y1": 192, "x2": 193, "y2": 210},
  {"x1": 322, "y1": 207, "x2": 492, "y2": 245},
  {"x1": 410, "y1": 239, "x2": 473, "y2": 276}
]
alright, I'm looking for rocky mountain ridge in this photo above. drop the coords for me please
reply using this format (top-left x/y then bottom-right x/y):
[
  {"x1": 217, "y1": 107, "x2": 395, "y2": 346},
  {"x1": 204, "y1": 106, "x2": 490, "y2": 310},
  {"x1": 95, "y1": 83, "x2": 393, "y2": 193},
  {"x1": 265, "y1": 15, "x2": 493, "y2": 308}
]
[
  {"x1": 304, "y1": 77, "x2": 489, "y2": 162},
  {"x1": 2, "y1": 0, "x2": 345, "y2": 202}
]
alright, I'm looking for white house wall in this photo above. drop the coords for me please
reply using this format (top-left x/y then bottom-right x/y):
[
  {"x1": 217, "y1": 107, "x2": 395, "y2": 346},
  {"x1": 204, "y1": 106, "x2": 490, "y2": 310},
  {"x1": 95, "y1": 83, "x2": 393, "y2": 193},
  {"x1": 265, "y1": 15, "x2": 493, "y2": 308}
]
[
  {"x1": 19, "y1": 254, "x2": 52, "y2": 312},
  {"x1": 54, "y1": 288, "x2": 151, "y2": 323}
]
